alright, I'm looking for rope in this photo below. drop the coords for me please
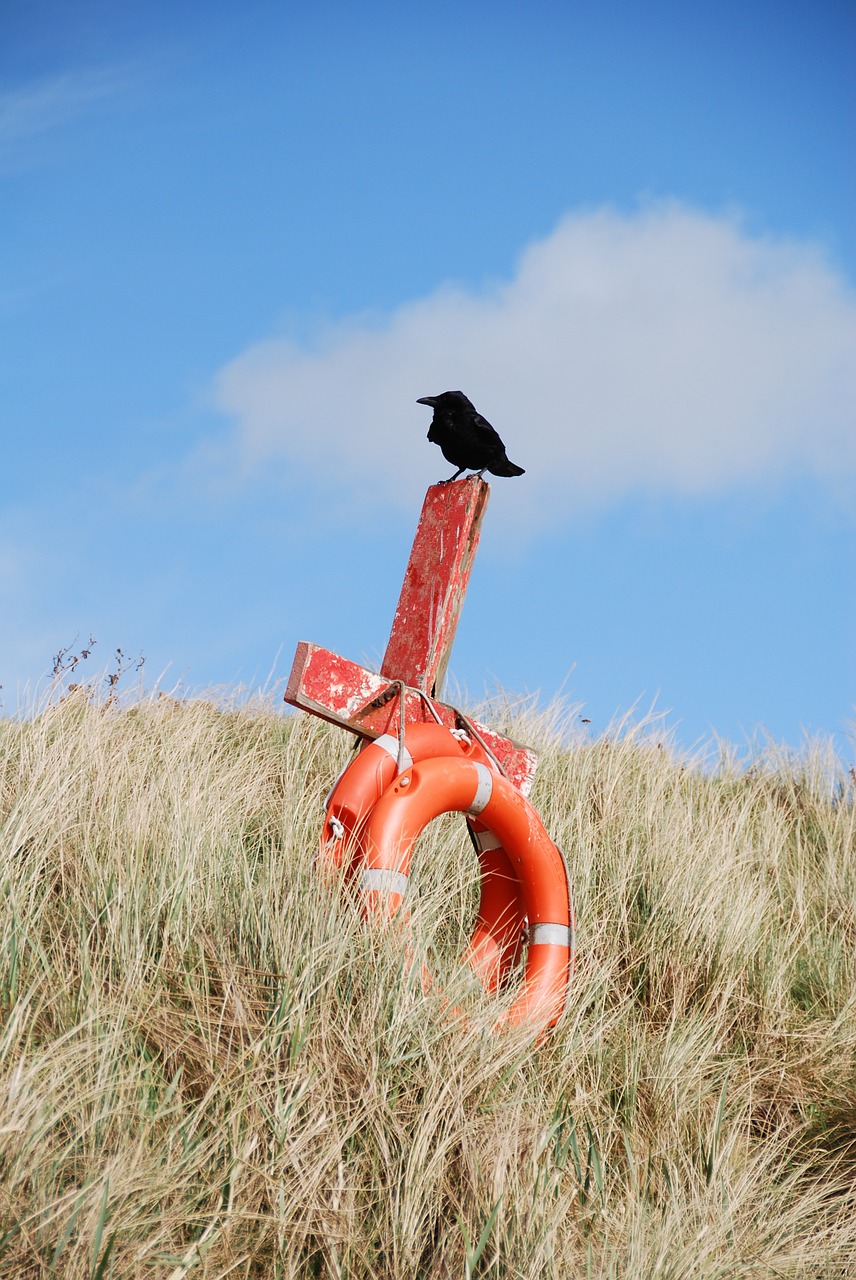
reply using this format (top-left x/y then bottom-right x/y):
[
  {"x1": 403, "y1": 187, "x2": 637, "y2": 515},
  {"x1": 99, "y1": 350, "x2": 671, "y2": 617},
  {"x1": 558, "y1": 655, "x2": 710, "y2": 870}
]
[
  {"x1": 412, "y1": 686, "x2": 445, "y2": 724},
  {"x1": 452, "y1": 708, "x2": 509, "y2": 780},
  {"x1": 359, "y1": 678, "x2": 510, "y2": 780},
  {"x1": 323, "y1": 815, "x2": 345, "y2": 850},
  {"x1": 394, "y1": 680, "x2": 408, "y2": 772}
]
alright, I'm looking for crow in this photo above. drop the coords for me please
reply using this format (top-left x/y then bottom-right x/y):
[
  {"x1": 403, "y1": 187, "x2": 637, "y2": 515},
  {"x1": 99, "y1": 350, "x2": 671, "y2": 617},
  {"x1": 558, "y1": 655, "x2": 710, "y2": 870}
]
[{"x1": 416, "y1": 390, "x2": 525, "y2": 482}]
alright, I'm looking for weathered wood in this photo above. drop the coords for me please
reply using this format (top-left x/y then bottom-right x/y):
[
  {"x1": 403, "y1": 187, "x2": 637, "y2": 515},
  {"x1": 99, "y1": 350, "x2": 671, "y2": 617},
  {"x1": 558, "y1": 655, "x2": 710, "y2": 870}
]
[
  {"x1": 380, "y1": 475, "x2": 489, "y2": 695},
  {"x1": 284, "y1": 475, "x2": 538, "y2": 794},
  {"x1": 285, "y1": 641, "x2": 538, "y2": 795}
]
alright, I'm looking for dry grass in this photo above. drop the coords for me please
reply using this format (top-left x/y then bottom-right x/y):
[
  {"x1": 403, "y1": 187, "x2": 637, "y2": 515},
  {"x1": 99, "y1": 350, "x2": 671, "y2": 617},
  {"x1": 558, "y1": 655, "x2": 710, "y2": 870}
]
[{"x1": 1, "y1": 685, "x2": 855, "y2": 1278}]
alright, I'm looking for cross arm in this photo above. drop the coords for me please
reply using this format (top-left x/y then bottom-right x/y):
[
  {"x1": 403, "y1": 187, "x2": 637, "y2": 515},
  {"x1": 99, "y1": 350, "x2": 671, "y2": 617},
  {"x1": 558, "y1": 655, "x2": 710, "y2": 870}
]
[{"x1": 285, "y1": 641, "x2": 538, "y2": 795}]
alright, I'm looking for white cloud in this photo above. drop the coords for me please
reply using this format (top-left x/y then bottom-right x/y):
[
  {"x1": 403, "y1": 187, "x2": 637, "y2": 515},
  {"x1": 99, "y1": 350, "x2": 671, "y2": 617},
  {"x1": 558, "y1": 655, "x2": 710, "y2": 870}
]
[
  {"x1": 213, "y1": 203, "x2": 856, "y2": 525},
  {"x1": 0, "y1": 68, "x2": 129, "y2": 168}
]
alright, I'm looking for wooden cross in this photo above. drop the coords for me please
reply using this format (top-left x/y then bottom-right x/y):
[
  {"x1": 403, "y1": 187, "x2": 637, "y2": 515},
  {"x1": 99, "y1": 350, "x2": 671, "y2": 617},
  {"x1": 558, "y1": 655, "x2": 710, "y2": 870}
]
[{"x1": 284, "y1": 475, "x2": 537, "y2": 794}]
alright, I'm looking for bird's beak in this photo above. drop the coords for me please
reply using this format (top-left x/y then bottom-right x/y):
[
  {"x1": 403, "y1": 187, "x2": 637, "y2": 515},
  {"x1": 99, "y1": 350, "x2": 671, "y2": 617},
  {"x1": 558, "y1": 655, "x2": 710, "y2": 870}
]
[{"x1": 416, "y1": 396, "x2": 437, "y2": 406}]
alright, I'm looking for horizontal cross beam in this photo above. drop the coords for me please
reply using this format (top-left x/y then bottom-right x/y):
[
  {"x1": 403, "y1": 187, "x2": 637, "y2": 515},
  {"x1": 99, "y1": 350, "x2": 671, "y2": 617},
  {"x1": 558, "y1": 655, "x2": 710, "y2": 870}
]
[{"x1": 285, "y1": 641, "x2": 538, "y2": 796}]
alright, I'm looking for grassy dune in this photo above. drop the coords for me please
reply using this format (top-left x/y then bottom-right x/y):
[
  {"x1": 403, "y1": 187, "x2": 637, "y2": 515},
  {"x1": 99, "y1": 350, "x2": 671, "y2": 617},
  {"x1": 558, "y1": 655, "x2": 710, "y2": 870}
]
[{"x1": 1, "y1": 688, "x2": 855, "y2": 1278}]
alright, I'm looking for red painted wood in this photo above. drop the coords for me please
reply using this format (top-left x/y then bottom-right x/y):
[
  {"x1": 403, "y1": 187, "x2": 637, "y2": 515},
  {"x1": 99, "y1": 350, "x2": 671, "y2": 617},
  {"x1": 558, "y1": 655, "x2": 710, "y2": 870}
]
[
  {"x1": 285, "y1": 641, "x2": 538, "y2": 795},
  {"x1": 284, "y1": 476, "x2": 539, "y2": 793},
  {"x1": 380, "y1": 475, "x2": 489, "y2": 695}
]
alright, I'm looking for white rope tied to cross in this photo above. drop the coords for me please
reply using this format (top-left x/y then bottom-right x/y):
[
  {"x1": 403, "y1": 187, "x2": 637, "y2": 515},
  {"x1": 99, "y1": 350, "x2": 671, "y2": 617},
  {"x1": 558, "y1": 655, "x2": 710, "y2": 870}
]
[{"x1": 354, "y1": 677, "x2": 510, "y2": 780}]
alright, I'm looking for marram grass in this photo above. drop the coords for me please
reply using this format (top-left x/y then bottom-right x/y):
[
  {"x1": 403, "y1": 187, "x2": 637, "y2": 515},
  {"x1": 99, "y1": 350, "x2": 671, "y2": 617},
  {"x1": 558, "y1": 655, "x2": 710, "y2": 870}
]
[{"x1": 1, "y1": 687, "x2": 855, "y2": 1278}]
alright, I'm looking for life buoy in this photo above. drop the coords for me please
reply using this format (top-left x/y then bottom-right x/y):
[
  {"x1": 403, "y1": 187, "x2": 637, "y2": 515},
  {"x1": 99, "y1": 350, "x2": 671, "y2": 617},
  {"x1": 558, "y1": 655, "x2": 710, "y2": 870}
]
[
  {"x1": 461, "y1": 821, "x2": 527, "y2": 993},
  {"x1": 321, "y1": 722, "x2": 484, "y2": 874},
  {"x1": 322, "y1": 723, "x2": 529, "y2": 993},
  {"x1": 359, "y1": 754, "x2": 574, "y2": 1030}
]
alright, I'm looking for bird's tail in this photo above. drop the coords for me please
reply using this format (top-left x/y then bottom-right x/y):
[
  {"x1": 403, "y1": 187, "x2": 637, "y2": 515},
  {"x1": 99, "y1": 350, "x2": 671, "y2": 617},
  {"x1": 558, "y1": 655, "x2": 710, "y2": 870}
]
[{"x1": 492, "y1": 460, "x2": 525, "y2": 477}]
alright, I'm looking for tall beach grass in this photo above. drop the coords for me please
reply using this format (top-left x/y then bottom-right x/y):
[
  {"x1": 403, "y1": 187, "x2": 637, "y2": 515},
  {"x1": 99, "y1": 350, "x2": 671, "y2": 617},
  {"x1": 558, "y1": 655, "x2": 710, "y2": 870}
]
[{"x1": 1, "y1": 684, "x2": 855, "y2": 1277}]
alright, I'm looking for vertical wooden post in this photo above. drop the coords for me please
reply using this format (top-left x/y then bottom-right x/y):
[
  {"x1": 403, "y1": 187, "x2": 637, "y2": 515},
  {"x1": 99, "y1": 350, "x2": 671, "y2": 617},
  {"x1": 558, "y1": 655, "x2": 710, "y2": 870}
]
[
  {"x1": 380, "y1": 475, "x2": 489, "y2": 696},
  {"x1": 284, "y1": 472, "x2": 538, "y2": 791}
]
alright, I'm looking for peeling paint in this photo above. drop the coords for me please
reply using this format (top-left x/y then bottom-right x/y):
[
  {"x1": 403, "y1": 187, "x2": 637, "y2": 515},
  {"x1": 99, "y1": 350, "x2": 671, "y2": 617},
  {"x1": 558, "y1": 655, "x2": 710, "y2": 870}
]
[
  {"x1": 285, "y1": 642, "x2": 538, "y2": 793},
  {"x1": 380, "y1": 477, "x2": 489, "y2": 693},
  {"x1": 284, "y1": 477, "x2": 538, "y2": 794}
]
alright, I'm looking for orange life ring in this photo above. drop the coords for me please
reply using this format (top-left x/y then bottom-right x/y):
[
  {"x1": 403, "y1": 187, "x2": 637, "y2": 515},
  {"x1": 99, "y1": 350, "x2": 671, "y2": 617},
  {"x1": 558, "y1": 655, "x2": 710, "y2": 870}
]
[
  {"x1": 322, "y1": 723, "x2": 530, "y2": 994},
  {"x1": 355, "y1": 750, "x2": 575, "y2": 1032},
  {"x1": 321, "y1": 722, "x2": 483, "y2": 874},
  {"x1": 461, "y1": 822, "x2": 527, "y2": 993}
]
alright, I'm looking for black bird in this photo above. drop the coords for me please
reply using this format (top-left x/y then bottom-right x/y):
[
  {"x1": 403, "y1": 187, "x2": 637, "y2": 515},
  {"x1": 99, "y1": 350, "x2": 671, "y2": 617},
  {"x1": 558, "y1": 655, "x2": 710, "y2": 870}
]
[{"x1": 416, "y1": 390, "x2": 525, "y2": 483}]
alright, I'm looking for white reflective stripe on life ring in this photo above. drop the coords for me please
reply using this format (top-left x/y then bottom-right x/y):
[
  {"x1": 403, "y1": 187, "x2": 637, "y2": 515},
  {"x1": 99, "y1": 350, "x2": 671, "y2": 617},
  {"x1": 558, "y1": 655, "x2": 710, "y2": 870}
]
[
  {"x1": 469, "y1": 826, "x2": 502, "y2": 852},
  {"x1": 466, "y1": 763, "x2": 494, "y2": 816},
  {"x1": 373, "y1": 734, "x2": 413, "y2": 771},
  {"x1": 528, "y1": 922, "x2": 573, "y2": 947},
  {"x1": 360, "y1": 868, "x2": 409, "y2": 895}
]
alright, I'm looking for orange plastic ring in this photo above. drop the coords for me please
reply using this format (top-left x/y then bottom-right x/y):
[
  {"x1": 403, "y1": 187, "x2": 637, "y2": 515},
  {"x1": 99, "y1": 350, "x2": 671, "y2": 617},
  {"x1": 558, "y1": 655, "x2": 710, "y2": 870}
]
[
  {"x1": 323, "y1": 724, "x2": 531, "y2": 993},
  {"x1": 321, "y1": 722, "x2": 484, "y2": 874},
  {"x1": 352, "y1": 749, "x2": 575, "y2": 1033}
]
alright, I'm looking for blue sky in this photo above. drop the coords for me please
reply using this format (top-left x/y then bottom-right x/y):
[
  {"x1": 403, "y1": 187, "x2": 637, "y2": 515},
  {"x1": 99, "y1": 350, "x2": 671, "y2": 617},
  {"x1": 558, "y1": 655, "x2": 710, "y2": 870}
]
[{"x1": 2, "y1": 0, "x2": 854, "y2": 756}]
